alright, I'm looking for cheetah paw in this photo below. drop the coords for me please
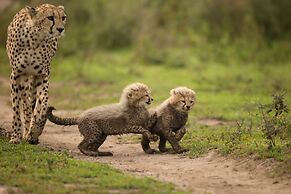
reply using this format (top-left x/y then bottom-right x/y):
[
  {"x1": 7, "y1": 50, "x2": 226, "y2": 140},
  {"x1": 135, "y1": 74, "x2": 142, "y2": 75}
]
[
  {"x1": 148, "y1": 134, "x2": 159, "y2": 142},
  {"x1": 24, "y1": 133, "x2": 39, "y2": 145},
  {"x1": 27, "y1": 138, "x2": 39, "y2": 145},
  {"x1": 176, "y1": 148, "x2": 189, "y2": 154},
  {"x1": 9, "y1": 138, "x2": 21, "y2": 144},
  {"x1": 0, "y1": 128, "x2": 11, "y2": 138}
]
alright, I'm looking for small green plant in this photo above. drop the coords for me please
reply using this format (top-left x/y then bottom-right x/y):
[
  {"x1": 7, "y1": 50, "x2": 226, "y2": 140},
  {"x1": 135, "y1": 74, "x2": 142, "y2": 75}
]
[
  {"x1": 257, "y1": 91, "x2": 290, "y2": 149},
  {"x1": 226, "y1": 121, "x2": 244, "y2": 143}
]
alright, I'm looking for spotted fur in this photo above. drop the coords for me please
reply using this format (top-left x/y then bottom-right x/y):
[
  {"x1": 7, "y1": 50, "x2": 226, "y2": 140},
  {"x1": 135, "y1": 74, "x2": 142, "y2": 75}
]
[
  {"x1": 47, "y1": 83, "x2": 158, "y2": 156},
  {"x1": 6, "y1": 4, "x2": 66, "y2": 144},
  {"x1": 141, "y1": 87, "x2": 196, "y2": 154}
]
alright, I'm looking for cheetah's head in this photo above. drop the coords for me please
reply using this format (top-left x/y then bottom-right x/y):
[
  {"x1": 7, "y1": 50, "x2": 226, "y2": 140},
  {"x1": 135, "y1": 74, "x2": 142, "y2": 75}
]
[
  {"x1": 121, "y1": 82, "x2": 153, "y2": 107},
  {"x1": 169, "y1": 87, "x2": 196, "y2": 112},
  {"x1": 27, "y1": 4, "x2": 66, "y2": 38}
]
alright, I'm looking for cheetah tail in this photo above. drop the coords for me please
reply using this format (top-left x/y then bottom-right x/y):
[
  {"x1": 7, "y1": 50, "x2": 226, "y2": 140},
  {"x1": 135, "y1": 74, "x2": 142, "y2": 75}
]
[{"x1": 47, "y1": 106, "x2": 79, "y2": 126}]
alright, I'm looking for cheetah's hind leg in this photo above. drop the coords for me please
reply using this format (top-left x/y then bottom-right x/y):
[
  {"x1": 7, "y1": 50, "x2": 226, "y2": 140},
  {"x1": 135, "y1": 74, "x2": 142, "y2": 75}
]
[{"x1": 78, "y1": 135, "x2": 113, "y2": 157}]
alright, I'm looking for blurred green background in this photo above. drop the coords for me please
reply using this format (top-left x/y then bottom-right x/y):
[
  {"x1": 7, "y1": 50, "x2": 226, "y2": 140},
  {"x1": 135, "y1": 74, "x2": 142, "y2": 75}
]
[{"x1": 0, "y1": 0, "x2": 290, "y2": 119}]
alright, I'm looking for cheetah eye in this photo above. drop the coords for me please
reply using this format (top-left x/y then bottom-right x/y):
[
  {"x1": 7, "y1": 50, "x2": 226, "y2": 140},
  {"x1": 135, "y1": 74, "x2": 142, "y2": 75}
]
[
  {"x1": 47, "y1": 16, "x2": 54, "y2": 21},
  {"x1": 181, "y1": 100, "x2": 186, "y2": 103},
  {"x1": 190, "y1": 100, "x2": 194, "y2": 103},
  {"x1": 62, "y1": 16, "x2": 66, "y2": 21}
]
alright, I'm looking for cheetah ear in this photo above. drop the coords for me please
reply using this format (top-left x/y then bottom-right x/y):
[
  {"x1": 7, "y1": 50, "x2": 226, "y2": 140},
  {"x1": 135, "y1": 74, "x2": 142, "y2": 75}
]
[
  {"x1": 127, "y1": 93, "x2": 133, "y2": 98},
  {"x1": 58, "y1": 5, "x2": 65, "y2": 10},
  {"x1": 26, "y1": 6, "x2": 37, "y2": 17},
  {"x1": 170, "y1": 89, "x2": 177, "y2": 96}
]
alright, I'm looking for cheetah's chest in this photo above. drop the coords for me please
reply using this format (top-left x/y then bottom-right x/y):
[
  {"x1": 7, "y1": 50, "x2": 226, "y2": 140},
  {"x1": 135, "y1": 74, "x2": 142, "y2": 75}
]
[
  {"x1": 12, "y1": 40, "x2": 57, "y2": 76},
  {"x1": 169, "y1": 113, "x2": 188, "y2": 132}
]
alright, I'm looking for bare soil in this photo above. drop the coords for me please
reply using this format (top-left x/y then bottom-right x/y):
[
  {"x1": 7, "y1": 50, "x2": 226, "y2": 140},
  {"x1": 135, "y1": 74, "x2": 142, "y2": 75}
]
[
  {"x1": 0, "y1": 84, "x2": 290, "y2": 194},
  {"x1": 197, "y1": 118, "x2": 230, "y2": 126}
]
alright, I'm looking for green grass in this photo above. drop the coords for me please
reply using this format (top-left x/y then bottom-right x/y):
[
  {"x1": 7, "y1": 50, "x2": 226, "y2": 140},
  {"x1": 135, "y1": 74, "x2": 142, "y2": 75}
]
[
  {"x1": 0, "y1": 137, "x2": 187, "y2": 194},
  {"x1": 182, "y1": 124, "x2": 291, "y2": 160}
]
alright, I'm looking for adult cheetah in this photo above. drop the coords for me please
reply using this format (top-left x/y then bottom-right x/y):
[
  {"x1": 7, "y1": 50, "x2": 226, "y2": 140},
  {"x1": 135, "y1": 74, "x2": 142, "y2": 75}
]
[{"x1": 6, "y1": 4, "x2": 66, "y2": 144}]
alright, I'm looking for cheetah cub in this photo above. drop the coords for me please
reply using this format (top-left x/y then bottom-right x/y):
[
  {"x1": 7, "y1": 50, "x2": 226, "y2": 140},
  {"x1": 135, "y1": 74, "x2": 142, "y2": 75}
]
[
  {"x1": 47, "y1": 83, "x2": 158, "y2": 157},
  {"x1": 141, "y1": 87, "x2": 196, "y2": 154}
]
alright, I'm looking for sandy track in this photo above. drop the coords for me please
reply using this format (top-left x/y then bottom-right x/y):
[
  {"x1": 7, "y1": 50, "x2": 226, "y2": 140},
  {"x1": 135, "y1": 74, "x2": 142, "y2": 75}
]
[{"x1": 0, "y1": 92, "x2": 290, "y2": 194}]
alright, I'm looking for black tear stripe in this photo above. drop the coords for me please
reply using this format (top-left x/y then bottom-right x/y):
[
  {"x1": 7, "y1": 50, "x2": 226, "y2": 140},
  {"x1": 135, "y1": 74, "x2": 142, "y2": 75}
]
[{"x1": 50, "y1": 16, "x2": 55, "y2": 34}]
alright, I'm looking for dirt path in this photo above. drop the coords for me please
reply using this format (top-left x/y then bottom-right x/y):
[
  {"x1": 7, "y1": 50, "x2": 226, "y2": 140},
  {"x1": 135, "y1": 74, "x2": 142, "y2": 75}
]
[{"x1": 0, "y1": 81, "x2": 290, "y2": 193}]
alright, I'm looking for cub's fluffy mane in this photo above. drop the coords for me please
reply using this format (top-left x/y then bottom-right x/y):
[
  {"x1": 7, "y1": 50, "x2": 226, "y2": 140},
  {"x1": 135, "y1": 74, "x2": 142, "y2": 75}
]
[
  {"x1": 170, "y1": 86, "x2": 196, "y2": 98},
  {"x1": 119, "y1": 82, "x2": 150, "y2": 105}
]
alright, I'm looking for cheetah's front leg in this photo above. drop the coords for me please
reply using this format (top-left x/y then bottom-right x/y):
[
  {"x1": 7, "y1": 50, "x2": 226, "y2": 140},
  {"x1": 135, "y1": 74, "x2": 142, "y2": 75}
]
[
  {"x1": 128, "y1": 113, "x2": 158, "y2": 142},
  {"x1": 141, "y1": 133, "x2": 158, "y2": 154},
  {"x1": 9, "y1": 73, "x2": 23, "y2": 144},
  {"x1": 174, "y1": 126, "x2": 187, "y2": 141},
  {"x1": 146, "y1": 112, "x2": 158, "y2": 129},
  {"x1": 163, "y1": 130, "x2": 188, "y2": 154},
  {"x1": 22, "y1": 77, "x2": 34, "y2": 139},
  {"x1": 141, "y1": 113, "x2": 159, "y2": 154},
  {"x1": 126, "y1": 126, "x2": 159, "y2": 142},
  {"x1": 25, "y1": 76, "x2": 49, "y2": 144}
]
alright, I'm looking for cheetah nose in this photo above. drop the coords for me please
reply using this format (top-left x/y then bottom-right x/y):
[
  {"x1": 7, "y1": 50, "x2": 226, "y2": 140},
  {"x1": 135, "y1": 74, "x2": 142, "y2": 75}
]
[
  {"x1": 57, "y1": 28, "x2": 64, "y2": 33},
  {"x1": 186, "y1": 106, "x2": 190, "y2": 110}
]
